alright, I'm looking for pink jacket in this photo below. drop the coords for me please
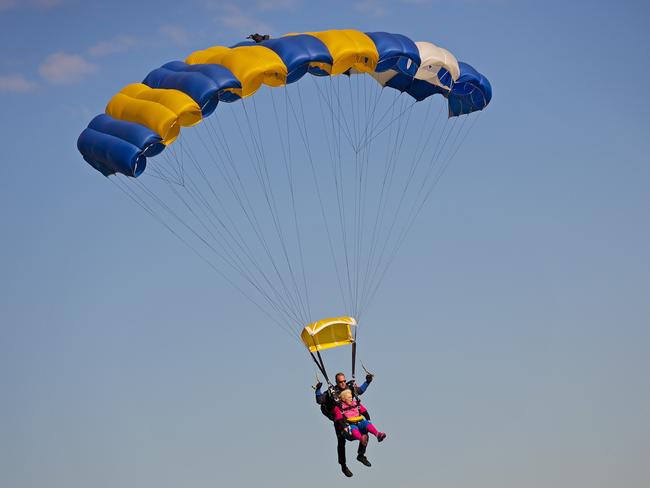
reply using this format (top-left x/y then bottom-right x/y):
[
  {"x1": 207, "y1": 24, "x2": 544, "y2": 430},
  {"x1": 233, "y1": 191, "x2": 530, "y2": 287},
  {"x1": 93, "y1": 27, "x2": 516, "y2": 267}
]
[{"x1": 333, "y1": 400, "x2": 368, "y2": 422}]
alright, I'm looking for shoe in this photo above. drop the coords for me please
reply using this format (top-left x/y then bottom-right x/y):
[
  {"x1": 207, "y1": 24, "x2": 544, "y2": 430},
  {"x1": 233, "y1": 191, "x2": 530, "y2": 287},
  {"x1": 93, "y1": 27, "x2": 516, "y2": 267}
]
[
  {"x1": 357, "y1": 455, "x2": 372, "y2": 467},
  {"x1": 341, "y1": 465, "x2": 353, "y2": 477},
  {"x1": 377, "y1": 432, "x2": 387, "y2": 442}
]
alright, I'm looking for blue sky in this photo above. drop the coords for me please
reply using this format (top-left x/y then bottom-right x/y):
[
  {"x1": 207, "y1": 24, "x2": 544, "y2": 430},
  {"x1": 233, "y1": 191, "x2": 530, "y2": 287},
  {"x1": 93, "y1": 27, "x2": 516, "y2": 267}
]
[{"x1": 1, "y1": 1, "x2": 649, "y2": 487}]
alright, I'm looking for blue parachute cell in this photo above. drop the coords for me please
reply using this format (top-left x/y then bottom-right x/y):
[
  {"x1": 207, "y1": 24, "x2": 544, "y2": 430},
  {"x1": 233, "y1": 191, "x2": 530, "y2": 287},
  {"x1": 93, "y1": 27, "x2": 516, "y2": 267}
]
[
  {"x1": 232, "y1": 35, "x2": 334, "y2": 84},
  {"x1": 77, "y1": 127, "x2": 147, "y2": 177},
  {"x1": 88, "y1": 114, "x2": 164, "y2": 157},
  {"x1": 447, "y1": 62, "x2": 492, "y2": 116},
  {"x1": 143, "y1": 61, "x2": 242, "y2": 115},
  {"x1": 76, "y1": 113, "x2": 170, "y2": 177},
  {"x1": 365, "y1": 32, "x2": 420, "y2": 76}
]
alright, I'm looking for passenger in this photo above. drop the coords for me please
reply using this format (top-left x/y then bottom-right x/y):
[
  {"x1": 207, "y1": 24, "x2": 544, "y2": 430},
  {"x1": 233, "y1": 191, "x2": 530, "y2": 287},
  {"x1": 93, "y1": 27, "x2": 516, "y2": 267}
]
[{"x1": 334, "y1": 389, "x2": 387, "y2": 445}]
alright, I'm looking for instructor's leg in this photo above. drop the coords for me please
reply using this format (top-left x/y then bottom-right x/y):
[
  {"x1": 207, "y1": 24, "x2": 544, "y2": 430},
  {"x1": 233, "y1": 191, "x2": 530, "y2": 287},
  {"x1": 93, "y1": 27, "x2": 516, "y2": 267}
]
[
  {"x1": 337, "y1": 433, "x2": 347, "y2": 465},
  {"x1": 336, "y1": 431, "x2": 353, "y2": 477}
]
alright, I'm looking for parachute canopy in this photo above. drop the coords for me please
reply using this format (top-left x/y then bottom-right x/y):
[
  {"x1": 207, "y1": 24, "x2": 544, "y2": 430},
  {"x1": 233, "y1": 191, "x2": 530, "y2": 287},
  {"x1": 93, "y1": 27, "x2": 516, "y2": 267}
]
[
  {"x1": 301, "y1": 317, "x2": 357, "y2": 352},
  {"x1": 77, "y1": 29, "x2": 491, "y2": 178}
]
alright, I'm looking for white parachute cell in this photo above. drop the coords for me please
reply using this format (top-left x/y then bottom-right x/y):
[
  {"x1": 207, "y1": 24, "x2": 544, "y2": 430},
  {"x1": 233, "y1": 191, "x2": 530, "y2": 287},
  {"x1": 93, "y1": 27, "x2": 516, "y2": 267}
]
[{"x1": 370, "y1": 41, "x2": 460, "y2": 92}]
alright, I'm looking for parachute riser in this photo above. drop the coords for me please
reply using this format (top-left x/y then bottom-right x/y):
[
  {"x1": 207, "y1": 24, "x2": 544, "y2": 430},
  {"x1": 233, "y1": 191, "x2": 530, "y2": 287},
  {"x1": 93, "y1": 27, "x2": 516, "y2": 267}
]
[
  {"x1": 351, "y1": 340, "x2": 357, "y2": 382},
  {"x1": 309, "y1": 349, "x2": 332, "y2": 388}
]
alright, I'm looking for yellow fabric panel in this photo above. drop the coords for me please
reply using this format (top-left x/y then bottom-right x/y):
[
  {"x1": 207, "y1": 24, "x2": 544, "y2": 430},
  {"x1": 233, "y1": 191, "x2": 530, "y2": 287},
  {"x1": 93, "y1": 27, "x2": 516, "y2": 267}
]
[
  {"x1": 120, "y1": 84, "x2": 202, "y2": 127},
  {"x1": 305, "y1": 316, "x2": 357, "y2": 335},
  {"x1": 301, "y1": 316, "x2": 357, "y2": 352},
  {"x1": 309, "y1": 61, "x2": 333, "y2": 74},
  {"x1": 185, "y1": 46, "x2": 231, "y2": 64},
  {"x1": 106, "y1": 84, "x2": 202, "y2": 144},
  {"x1": 300, "y1": 30, "x2": 379, "y2": 75},
  {"x1": 186, "y1": 45, "x2": 287, "y2": 98},
  {"x1": 106, "y1": 93, "x2": 179, "y2": 144}
]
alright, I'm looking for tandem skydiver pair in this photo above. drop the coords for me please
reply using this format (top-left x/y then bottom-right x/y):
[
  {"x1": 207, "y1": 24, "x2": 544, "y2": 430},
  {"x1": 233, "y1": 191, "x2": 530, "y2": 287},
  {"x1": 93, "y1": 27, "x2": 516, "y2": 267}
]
[{"x1": 315, "y1": 370, "x2": 387, "y2": 478}]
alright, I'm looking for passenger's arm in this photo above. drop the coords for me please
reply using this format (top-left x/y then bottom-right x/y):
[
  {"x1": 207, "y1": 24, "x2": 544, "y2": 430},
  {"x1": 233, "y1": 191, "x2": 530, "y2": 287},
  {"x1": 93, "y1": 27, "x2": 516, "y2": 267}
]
[
  {"x1": 333, "y1": 406, "x2": 347, "y2": 429},
  {"x1": 360, "y1": 404, "x2": 370, "y2": 421}
]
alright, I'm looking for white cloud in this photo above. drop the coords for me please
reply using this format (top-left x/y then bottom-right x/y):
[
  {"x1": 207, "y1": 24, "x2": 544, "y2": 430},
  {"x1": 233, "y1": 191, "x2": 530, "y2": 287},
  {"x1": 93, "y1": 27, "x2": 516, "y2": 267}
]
[
  {"x1": 88, "y1": 35, "x2": 137, "y2": 57},
  {"x1": 62, "y1": 102, "x2": 94, "y2": 121},
  {"x1": 33, "y1": 0, "x2": 64, "y2": 6},
  {"x1": 256, "y1": 0, "x2": 300, "y2": 11},
  {"x1": 0, "y1": 0, "x2": 16, "y2": 11},
  {"x1": 204, "y1": 1, "x2": 273, "y2": 36},
  {"x1": 354, "y1": 0, "x2": 388, "y2": 17},
  {"x1": 400, "y1": 0, "x2": 508, "y2": 5},
  {"x1": 159, "y1": 24, "x2": 193, "y2": 47},
  {"x1": 38, "y1": 52, "x2": 98, "y2": 84},
  {"x1": 219, "y1": 4, "x2": 273, "y2": 34},
  {"x1": 0, "y1": 0, "x2": 64, "y2": 11},
  {"x1": 0, "y1": 74, "x2": 37, "y2": 92}
]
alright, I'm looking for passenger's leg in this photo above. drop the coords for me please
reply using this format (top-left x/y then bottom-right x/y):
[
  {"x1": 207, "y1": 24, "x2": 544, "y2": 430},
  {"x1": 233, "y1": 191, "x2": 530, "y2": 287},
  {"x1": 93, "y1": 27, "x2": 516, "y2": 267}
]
[
  {"x1": 349, "y1": 426, "x2": 364, "y2": 441},
  {"x1": 364, "y1": 421, "x2": 387, "y2": 442},
  {"x1": 356, "y1": 434, "x2": 371, "y2": 467},
  {"x1": 357, "y1": 434, "x2": 368, "y2": 457}
]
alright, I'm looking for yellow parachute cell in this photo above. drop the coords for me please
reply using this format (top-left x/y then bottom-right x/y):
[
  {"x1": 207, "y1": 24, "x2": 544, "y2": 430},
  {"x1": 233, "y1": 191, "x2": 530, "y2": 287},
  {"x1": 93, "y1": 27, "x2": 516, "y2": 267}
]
[
  {"x1": 301, "y1": 316, "x2": 357, "y2": 352},
  {"x1": 297, "y1": 30, "x2": 378, "y2": 75},
  {"x1": 106, "y1": 84, "x2": 202, "y2": 144},
  {"x1": 186, "y1": 45, "x2": 287, "y2": 98}
]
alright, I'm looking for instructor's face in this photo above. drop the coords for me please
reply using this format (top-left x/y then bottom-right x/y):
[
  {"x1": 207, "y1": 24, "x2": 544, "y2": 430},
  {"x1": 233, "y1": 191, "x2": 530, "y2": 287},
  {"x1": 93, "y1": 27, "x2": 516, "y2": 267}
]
[{"x1": 336, "y1": 375, "x2": 347, "y2": 387}]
